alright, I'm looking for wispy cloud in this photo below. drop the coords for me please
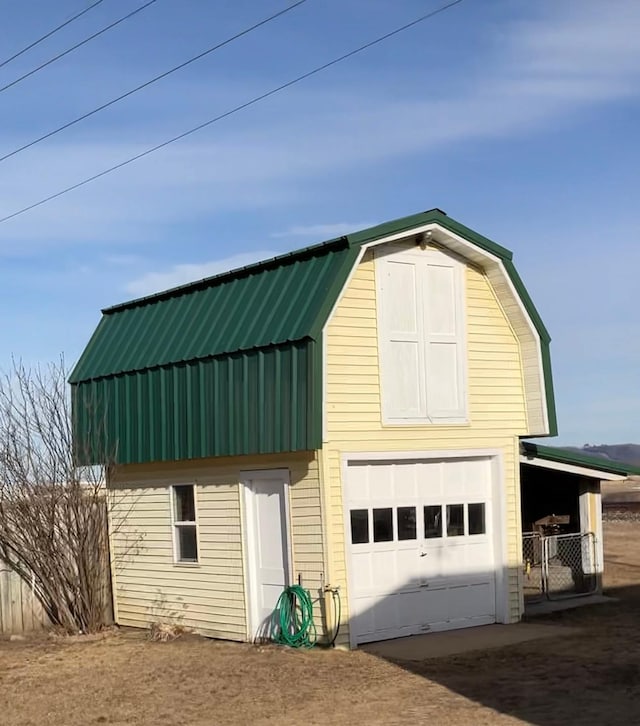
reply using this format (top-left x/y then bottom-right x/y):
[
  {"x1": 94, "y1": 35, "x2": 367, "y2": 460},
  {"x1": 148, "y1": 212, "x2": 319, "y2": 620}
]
[
  {"x1": 0, "y1": 1, "x2": 638, "y2": 249},
  {"x1": 270, "y1": 222, "x2": 373, "y2": 239},
  {"x1": 103, "y1": 254, "x2": 143, "y2": 267},
  {"x1": 125, "y1": 251, "x2": 279, "y2": 297}
]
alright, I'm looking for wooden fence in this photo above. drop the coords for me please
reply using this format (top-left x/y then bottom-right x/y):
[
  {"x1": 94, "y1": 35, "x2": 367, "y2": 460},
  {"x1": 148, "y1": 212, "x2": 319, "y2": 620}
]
[{"x1": 0, "y1": 563, "x2": 50, "y2": 634}]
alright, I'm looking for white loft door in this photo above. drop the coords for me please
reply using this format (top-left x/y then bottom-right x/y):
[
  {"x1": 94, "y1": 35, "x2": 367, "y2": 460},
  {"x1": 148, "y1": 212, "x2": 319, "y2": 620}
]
[{"x1": 243, "y1": 471, "x2": 290, "y2": 641}]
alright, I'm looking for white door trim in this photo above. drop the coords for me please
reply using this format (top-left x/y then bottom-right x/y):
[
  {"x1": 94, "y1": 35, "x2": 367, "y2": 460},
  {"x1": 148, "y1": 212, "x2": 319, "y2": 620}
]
[
  {"x1": 341, "y1": 449, "x2": 508, "y2": 648},
  {"x1": 241, "y1": 468, "x2": 292, "y2": 641}
]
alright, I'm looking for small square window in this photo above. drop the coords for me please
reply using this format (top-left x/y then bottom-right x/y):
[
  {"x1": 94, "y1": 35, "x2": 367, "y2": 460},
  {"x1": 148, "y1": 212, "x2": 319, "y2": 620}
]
[
  {"x1": 373, "y1": 508, "x2": 393, "y2": 542},
  {"x1": 468, "y1": 503, "x2": 486, "y2": 535},
  {"x1": 172, "y1": 485, "x2": 198, "y2": 563},
  {"x1": 397, "y1": 507, "x2": 416, "y2": 541},
  {"x1": 424, "y1": 505, "x2": 442, "y2": 539},
  {"x1": 447, "y1": 504, "x2": 464, "y2": 537},
  {"x1": 350, "y1": 509, "x2": 369, "y2": 544}
]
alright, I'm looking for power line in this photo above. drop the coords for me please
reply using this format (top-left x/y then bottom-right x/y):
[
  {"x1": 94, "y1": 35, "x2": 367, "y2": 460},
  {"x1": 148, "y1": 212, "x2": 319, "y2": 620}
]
[
  {"x1": 0, "y1": 0, "x2": 106, "y2": 70},
  {"x1": 0, "y1": 0, "x2": 465, "y2": 225},
  {"x1": 0, "y1": 0, "x2": 310, "y2": 164},
  {"x1": 0, "y1": 0, "x2": 159, "y2": 95}
]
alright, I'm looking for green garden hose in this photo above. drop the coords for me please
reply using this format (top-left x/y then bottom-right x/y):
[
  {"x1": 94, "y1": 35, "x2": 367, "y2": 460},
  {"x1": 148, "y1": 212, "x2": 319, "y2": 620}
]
[{"x1": 273, "y1": 585, "x2": 317, "y2": 648}]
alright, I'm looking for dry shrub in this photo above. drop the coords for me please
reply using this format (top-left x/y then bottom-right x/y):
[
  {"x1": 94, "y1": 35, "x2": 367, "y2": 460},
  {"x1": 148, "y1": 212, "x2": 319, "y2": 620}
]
[
  {"x1": 0, "y1": 358, "x2": 113, "y2": 634},
  {"x1": 148, "y1": 622, "x2": 190, "y2": 642}
]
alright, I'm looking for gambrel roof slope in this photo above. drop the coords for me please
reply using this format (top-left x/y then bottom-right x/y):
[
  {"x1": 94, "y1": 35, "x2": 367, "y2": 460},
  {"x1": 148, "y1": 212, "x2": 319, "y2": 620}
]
[
  {"x1": 71, "y1": 209, "x2": 556, "y2": 464},
  {"x1": 71, "y1": 237, "x2": 353, "y2": 382}
]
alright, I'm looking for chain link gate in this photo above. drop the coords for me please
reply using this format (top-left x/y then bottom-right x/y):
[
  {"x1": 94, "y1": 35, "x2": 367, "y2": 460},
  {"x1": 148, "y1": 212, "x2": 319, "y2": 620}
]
[
  {"x1": 522, "y1": 532, "x2": 544, "y2": 603},
  {"x1": 544, "y1": 532, "x2": 598, "y2": 599},
  {"x1": 522, "y1": 532, "x2": 598, "y2": 602}
]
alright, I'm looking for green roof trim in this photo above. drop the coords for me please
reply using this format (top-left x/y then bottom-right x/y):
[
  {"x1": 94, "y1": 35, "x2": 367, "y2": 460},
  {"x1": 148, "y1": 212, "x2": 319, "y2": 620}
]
[
  {"x1": 71, "y1": 208, "x2": 558, "y2": 464},
  {"x1": 521, "y1": 442, "x2": 640, "y2": 477},
  {"x1": 347, "y1": 208, "x2": 514, "y2": 261}
]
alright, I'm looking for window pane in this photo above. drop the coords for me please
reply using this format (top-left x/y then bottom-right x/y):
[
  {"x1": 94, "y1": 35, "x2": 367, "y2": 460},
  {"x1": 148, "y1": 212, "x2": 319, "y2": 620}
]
[
  {"x1": 373, "y1": 508, "x2": 393, "y2": 542},
  {"x1": 447, "y1": 504, "x2": 464, "y2": 537},
  {"x1": 177, "y1": 525, "x2": 198, "y2": 562},
  {"x1": 424, "y1": 505, "x2": 442, "y2": 539},
  {"x1": 350, "y1": 509, "x2": 369, "y2": 544},
  {"x1": 397, "y1": 507, "x2": 416, "y2": 540},
  {"x1": 468, "y1": 503, "x2": 486, "y2": 535},
  {"x1": 174, "y1": 485, "x2": 195, "y2": 522}
]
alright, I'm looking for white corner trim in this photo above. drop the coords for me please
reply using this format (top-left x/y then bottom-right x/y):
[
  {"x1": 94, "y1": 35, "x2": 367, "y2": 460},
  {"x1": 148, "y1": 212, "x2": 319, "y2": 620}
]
[
  {"x1": 520, "y1": 455, "x2": 626, "y2": 481},
  {"x1": 321, "y1": 245, "x2": 368, "y2": 443}
]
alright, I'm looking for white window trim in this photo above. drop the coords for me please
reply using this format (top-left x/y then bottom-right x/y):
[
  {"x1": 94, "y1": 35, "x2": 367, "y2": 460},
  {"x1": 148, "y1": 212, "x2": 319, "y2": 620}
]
[
  {"x1": 170, "y1": 483, "x2": 200, "y2": 566},
  {"x1": 375, "y1": 243, "x2": 468, "y2": 426}
]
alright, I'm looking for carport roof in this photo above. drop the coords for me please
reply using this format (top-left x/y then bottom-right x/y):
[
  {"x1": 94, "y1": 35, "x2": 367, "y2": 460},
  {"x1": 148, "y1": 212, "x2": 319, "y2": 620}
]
[{"x1": 521, "y1": 442, "x2": 640, "y2": 479}]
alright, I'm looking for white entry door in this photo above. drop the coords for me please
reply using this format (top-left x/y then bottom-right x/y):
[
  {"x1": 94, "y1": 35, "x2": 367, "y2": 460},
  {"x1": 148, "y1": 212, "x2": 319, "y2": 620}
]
[
  {"x1": 346, "y1": 457, "x2": 497, "y2": 645},
  {"x1": 243, "y1": 470, "x2": 291, "y2": 641}
]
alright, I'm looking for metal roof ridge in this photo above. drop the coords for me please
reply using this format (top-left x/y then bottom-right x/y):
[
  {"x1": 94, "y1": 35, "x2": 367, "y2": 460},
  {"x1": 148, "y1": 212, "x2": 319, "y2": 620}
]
[
  {"x1": 102, "y1": 208, "x2": 515, "y2": 315},
  {"x1": 103, "y1": 235, "x2": 350, "y2": 314}
]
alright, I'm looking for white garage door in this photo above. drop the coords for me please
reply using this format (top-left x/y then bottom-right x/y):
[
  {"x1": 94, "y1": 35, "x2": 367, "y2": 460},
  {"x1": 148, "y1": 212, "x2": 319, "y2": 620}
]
[{"x1": 346, "y1": 457, "x2": 497, "y2": 644}]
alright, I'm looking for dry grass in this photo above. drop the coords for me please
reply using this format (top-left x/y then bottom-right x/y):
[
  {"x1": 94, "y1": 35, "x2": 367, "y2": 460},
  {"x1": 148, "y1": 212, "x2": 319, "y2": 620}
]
[{"x1": 1, "y1": 521, "x2": 639, "y2": 726}]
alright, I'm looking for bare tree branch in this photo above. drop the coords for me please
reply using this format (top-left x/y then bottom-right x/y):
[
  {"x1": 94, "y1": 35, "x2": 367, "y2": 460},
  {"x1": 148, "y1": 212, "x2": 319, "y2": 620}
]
[{"x1": 0, "y1": 357, "x2": 114, "y2": 632}]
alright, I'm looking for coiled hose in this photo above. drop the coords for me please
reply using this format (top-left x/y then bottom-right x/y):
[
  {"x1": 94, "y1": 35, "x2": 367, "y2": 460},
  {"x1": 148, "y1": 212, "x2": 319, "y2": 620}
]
[{"x1": 273, "y1": 585, "x2": 317, "y2": 648}]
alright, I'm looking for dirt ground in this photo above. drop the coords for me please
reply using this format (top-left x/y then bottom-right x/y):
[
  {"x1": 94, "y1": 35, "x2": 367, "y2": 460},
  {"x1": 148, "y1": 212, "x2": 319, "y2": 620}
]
[{"x1": 2, "y1": 521, "x2": 640, "y2": 726}]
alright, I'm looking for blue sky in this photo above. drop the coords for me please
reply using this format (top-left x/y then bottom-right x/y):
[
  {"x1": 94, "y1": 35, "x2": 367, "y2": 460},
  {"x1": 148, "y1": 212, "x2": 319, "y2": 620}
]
[{"x1": 0, "y1": 0, "x2": 638, "y2": 446}]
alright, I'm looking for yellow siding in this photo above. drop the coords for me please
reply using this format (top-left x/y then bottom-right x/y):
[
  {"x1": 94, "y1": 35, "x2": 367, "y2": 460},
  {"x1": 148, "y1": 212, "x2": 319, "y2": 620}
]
[
  {"x1": 109, "y1": 451, "x2": 325, "y2": 641},
  {"x1": 324, "y1": 250, "x2": 530, "y2": 644}
]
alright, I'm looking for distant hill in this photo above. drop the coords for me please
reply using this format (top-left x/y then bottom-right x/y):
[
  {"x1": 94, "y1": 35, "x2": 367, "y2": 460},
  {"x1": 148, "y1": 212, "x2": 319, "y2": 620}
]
[{"x1": 564, "y1": 444, "x2": 640, "y2": 468}]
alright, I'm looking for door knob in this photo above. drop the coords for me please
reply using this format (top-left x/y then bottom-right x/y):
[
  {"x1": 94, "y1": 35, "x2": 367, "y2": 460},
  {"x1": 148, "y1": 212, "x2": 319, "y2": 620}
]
[{"x1": 420, "y1": 551, "x2": 428, "y2": 557}]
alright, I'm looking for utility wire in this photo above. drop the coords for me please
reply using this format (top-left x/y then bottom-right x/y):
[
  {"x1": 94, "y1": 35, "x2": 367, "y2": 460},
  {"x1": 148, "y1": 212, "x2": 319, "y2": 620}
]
[
  {"x1": 0, "y1": 0, "x2": 159, "y2": 95},
  {"x1": 0, "y1": 0, "x2": 309, "y2": 164},
  {"x1": 0, "y1": 0, "x2": 106, "y2": 70},
  {"x1": 0, "y1": 0, "x2": 465, "y2": 225}
]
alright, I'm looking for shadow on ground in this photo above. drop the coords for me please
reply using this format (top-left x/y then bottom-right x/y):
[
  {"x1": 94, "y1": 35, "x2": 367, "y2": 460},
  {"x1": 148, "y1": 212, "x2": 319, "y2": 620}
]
[{"x1": 362, "y1": 580, "x2": 640, "y2": 725}]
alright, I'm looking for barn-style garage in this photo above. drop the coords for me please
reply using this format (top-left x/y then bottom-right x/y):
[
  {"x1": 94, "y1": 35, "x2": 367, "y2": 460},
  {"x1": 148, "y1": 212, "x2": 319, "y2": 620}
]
[{"x1": 72, "y1": 209, "x2": 574, "y2": 648}]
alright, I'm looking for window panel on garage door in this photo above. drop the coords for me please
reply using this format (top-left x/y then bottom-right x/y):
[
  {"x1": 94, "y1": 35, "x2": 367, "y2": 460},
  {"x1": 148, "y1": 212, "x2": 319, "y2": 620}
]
[{"x1": 349, "y1": 502, "x2": 488, "y2": 544}]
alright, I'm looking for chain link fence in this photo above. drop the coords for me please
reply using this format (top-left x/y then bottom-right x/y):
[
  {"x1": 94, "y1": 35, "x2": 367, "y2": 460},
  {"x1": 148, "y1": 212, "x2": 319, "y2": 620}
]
[
  {"x1": 544, "y1": 532, "x2": 598, "y2": 600},
  {"x1": 523, "y1": 531, "x2": 598, "y2": 602}
]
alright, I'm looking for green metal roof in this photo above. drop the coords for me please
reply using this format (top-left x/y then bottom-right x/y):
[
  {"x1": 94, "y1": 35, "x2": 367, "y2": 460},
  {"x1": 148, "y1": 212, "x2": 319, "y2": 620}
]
[
  {"x1": 70, "y1": 237, "x2": 355, "y2": 383},
  {"x1": 71, "y1": 208, "x2": 557, "y2": 464},
  {"x1": 521, "y1": 442, "x2": 640, "y2": 477}
]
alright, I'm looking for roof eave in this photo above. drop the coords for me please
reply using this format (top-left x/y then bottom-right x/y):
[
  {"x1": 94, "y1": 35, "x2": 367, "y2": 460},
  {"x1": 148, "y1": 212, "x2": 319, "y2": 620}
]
[{"x1": 521, "y1": 441, "x2": 640, "y2": 478}]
